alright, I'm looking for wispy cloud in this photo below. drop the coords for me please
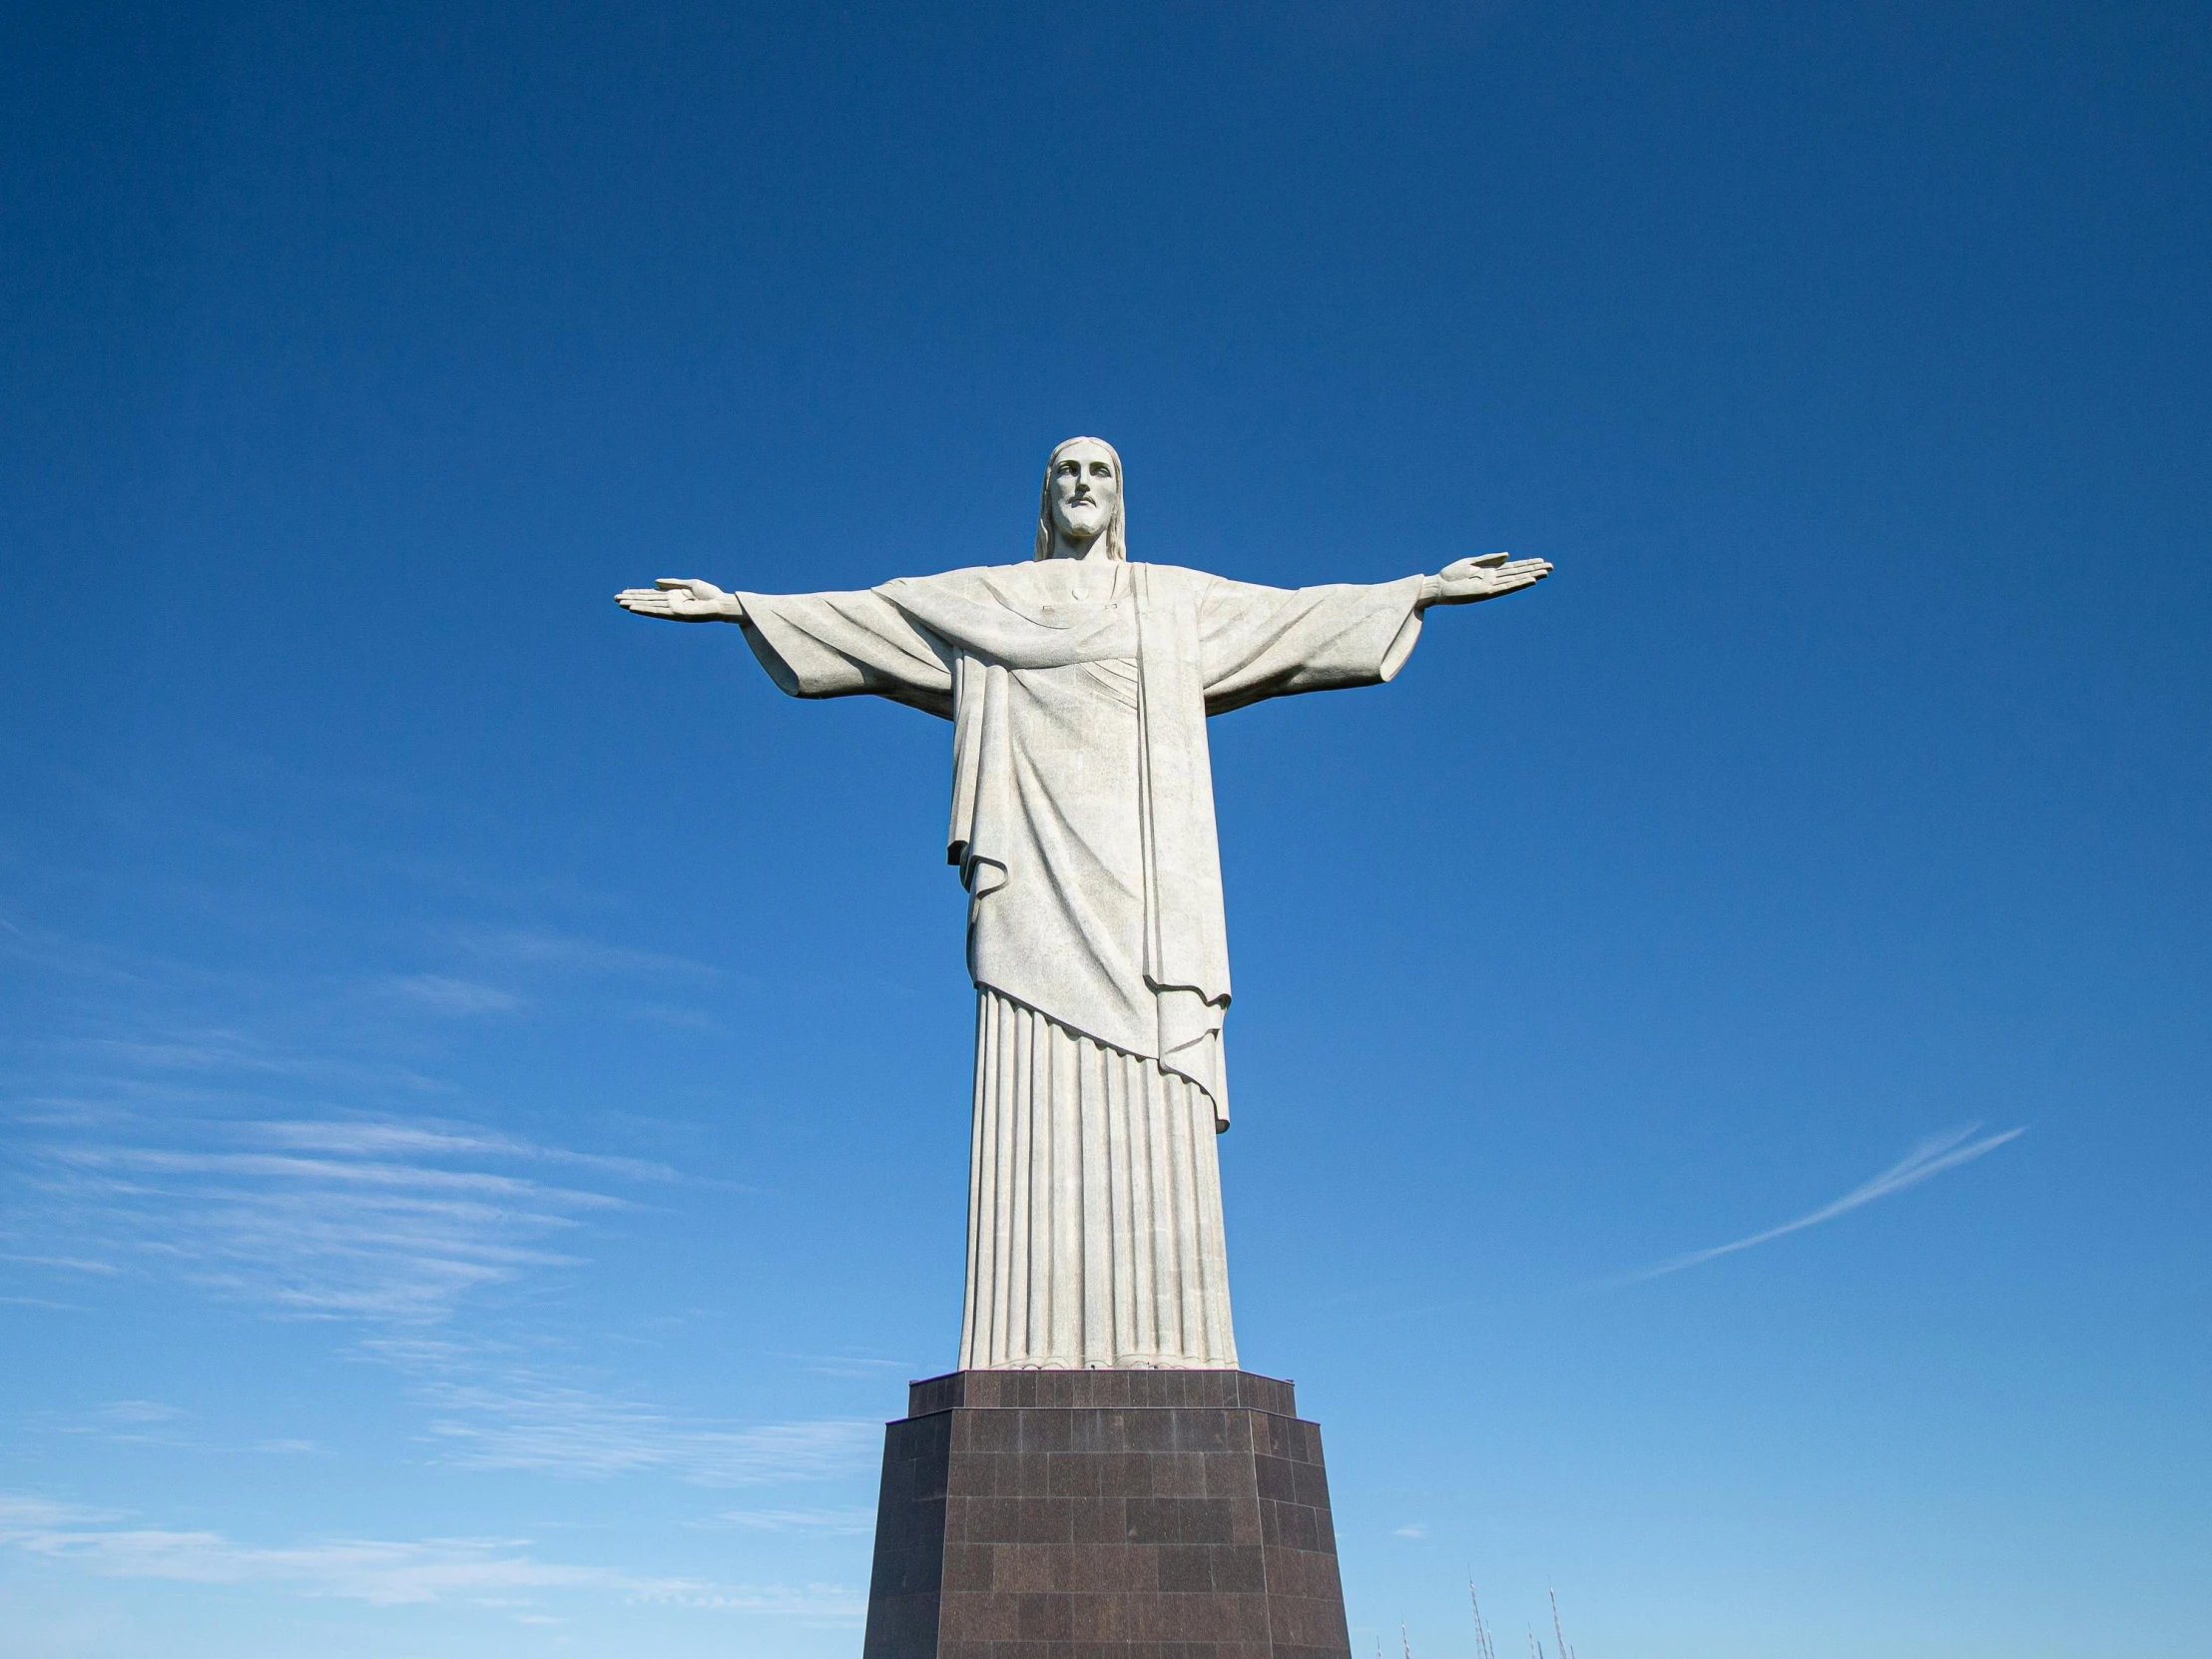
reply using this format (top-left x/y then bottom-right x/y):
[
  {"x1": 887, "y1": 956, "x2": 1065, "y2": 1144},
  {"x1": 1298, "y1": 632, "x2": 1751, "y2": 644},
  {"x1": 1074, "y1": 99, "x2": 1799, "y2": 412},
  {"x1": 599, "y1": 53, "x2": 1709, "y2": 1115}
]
[
  {"x1": 334, "y1": 1340, "x2": 879, "y2": 1492},
  {"x1": 6, "y1": 1111, "x2": 658, "y2": 1324},
  {"x1": 447, "y1": 926, "x2": 717, "y2": 980},
  {"x1": 440, "y1": 925, "x2": 739, "y2": 1027},
  {"x1": 86, "y1": 1400, "x2": 182, "y2": 1425},
  {"x1": 0, "y1": 912, "x2": 149, "y2": 987},
  {"x1": 28, "y1": 1032, "x2": 451, "y2": 1094},
  {"x1": 416, "y1": 1371, "x2": 879, "y2": 1486},
  {"x1": 774, "y1": 1351, "x2": 914, "y2": 1380},
  {"x1": 1390, "y1": 1523, "x2": 1429, "y2": 1539},
  {"x1": 24, "y1": 1400, "x2": 328, "y2": 1457},
  {"x1": 241, "y1": 1118, "x2": 680, "y2": 1183},
  {"x1": 1606, "y1": 1123, "x2": 2026, "y2": 1288},
  {"x1": 0, "y1": 917, "x2": 859, "y2": 1522},
  {"x1": 374, "y1": 975, "x2": 525, "y2": 1016},
  {"x1": 0, "y1": 1494, "x2": 860, "y2": 1614},
  {"x1": 1, "y1": 914, "x2": 700, "y2": 1327},
  {"x1": 707, "y1": 1507, "x2": 877, "y2": 1534},
  {"x1": 0, "y1": 1253, "x2": 120, "y2": 1275}
]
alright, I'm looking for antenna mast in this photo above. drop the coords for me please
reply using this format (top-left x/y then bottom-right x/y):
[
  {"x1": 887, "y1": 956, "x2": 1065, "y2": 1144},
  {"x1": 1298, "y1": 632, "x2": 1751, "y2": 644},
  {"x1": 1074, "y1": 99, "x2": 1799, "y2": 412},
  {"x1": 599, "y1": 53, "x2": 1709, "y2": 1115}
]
[{"x1": 1468, "y1": 1580, "x2": 1498, "y2": 1659}]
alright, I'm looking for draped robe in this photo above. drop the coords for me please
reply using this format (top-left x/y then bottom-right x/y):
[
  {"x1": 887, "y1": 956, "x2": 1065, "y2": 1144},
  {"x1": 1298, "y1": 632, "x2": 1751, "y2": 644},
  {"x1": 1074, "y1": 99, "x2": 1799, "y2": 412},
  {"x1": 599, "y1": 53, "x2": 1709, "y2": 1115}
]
[{"x1": 735, "y1": 558, "x2": 1426, "y2": 1369}]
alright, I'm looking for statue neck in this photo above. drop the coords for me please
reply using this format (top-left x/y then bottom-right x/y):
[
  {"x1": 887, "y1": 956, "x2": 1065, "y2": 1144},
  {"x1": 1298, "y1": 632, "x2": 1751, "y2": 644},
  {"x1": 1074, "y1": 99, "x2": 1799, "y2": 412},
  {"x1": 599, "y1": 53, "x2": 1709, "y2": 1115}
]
[{"x1": 1049, "y1": 532, "x2": 1119, "y2": 562}]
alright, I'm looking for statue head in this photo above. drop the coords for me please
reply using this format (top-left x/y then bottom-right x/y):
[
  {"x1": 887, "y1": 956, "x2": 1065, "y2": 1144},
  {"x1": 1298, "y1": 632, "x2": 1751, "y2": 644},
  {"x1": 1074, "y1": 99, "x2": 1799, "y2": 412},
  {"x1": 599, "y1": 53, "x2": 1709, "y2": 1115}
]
[{"x1": 1033, "y1": 436, "x2": 1127, "y2": 561}]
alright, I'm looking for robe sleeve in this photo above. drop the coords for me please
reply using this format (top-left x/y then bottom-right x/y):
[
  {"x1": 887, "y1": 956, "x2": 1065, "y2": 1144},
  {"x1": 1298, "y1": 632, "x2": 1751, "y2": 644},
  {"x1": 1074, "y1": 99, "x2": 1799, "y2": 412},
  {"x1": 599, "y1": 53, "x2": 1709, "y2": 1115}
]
[
  {"x1": 1192, "y1": 572, "x2": 1428, "y2": 714},
  {"x1": 732, "y1": 588, "x2": 957, "y2": 720}
]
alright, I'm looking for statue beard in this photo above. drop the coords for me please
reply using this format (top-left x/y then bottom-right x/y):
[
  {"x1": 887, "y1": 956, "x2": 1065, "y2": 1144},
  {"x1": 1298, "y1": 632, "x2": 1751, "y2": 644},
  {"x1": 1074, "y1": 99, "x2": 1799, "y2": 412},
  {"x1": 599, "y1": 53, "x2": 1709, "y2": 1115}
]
[{"x1": 1055, "y1": 503, "x2": 1114, "y2": 552}]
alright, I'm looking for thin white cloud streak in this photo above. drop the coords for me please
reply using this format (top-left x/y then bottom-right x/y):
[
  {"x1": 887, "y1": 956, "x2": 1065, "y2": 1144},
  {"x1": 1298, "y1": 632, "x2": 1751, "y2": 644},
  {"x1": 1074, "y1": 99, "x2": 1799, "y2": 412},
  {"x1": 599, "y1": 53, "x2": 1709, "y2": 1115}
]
[
  {"x1": 9, "y1": 1112, "x2": 660, "y2": 1324},
  {"x1": 0, "y1": 912, "x2": 151, "y2": 986},
  {"x1": 416, "y1": 1372, "x2": 879, "y2": 1486},
  {"x1": 374, "y1": 974, "x2": 525, "y2": 1016},
  {"x1": 0, "y1": 1494, "x2": 859, "y2": 1613},
  {"x1": 28, "y1": 1170, "x2": 592, "y2": 1323},
  {"x1": 89, "y1": 1400, "x2": 182, "y2": 1424},
  {"x1": 1, "y1": 927, "x2": 695, "y2": 1325},
  {"x1": 1606, "y1": 1123, "x2": 2026, "y2": 1288},
  {"x1": 50, "y1": 1145, "x2": 624, "y2": 1201},
  {"x1": 241, "y1": 1118, "x2": 680, "y2": 1183},
  {"x1": 774, "y1": 1351, "x2": 914, "y2": 1380},
  {"x1": 0, "y1": 1252, "x2": 120, "y2": 1274},
  {"x1": 340, "y1": 1342, "x2": 878, "y2": 1491},
  {"x1": 447, "y1": 925, "x2": 718, "y2": 980},
  {"x1": 26, "y1": 1034, "x2": 453, "y2": 1094},
  {"x1": 25, "y1": 1400, "x2": 330, "y2": 1456},
  {"x1": 708, "y1": 1507, "x2": 878, "y2": 1534}
]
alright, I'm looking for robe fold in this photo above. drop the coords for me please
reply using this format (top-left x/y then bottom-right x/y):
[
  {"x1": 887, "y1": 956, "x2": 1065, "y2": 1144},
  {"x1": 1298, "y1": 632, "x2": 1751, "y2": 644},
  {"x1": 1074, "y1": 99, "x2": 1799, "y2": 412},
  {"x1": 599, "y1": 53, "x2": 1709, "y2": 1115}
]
[{"x1": 734, "y1": 558, "x2": 1425, "y2": 1368}]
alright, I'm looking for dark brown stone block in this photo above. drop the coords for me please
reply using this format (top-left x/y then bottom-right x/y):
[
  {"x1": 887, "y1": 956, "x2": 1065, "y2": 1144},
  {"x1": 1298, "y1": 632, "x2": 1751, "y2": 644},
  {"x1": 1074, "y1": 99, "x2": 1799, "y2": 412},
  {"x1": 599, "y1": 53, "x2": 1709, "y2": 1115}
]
[
  {"x1": 862, "y1": 1371, "x2": 1351, "y2": 1659},
  {"x1": 1069, "y1": 1496, "x2": 1130, "y2": 1544}
]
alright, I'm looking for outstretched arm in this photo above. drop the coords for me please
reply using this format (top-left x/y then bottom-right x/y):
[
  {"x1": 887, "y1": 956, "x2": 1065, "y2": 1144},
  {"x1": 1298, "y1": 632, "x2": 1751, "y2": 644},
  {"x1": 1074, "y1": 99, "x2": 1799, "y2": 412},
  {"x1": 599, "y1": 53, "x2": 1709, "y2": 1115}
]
[
  {"x1": 614, "y1": 577, "x2": 747, "y2": 622},
  {"x1": 1192, "y1": 552, "x2": 1553, "y2": 714},
  {"x1": 618, "y1": 573, "x2": 956, "y2": 718},
  {"x1": 1417, "y1": 551, "x2": 1552, "y2": 610}
]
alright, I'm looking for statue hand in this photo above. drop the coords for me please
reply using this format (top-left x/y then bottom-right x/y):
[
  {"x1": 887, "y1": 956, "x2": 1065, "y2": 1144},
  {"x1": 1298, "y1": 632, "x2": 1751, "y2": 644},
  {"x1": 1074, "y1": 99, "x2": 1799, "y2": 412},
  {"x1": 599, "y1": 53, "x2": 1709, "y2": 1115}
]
[
  {"x1": 614, "y1": 578, "x2": 745, "y2": 623},
  {"x1": 1420, "y1": 551, "x2": 1552, "y2": 608}
]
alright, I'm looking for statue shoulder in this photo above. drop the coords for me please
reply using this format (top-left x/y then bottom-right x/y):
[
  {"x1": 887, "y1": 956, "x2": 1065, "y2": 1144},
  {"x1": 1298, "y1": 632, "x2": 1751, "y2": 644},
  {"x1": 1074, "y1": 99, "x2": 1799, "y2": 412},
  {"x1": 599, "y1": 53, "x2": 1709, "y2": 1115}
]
[
  {"x1": 876, "y1": 561, "x2": 1027, "y2": 599},
  {"x1": 1126, "y1": 560, "x2": 1226, "y2": 592},
  {"x1": 888, "y1": 558, "x2": 1042, "y2": 581},
  {"x1": 1130, "y1": 562, "x2": 1261, "y2": 614}
]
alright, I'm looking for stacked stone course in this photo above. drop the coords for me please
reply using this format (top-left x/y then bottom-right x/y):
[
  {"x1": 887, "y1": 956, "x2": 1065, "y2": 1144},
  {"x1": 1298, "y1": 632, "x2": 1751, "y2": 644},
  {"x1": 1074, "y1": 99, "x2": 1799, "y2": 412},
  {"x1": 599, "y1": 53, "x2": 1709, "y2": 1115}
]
[{"x1": 864, "y1": 1370, "x2": 1352, "y2": 1659}]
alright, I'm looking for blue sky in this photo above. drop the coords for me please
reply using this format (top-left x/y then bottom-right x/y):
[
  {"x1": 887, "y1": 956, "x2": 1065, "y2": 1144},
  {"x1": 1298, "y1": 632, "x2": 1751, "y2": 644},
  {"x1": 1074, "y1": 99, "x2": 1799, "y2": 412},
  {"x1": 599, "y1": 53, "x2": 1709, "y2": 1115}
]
[{"x1": 1, "y1": 2, "x2": 2206, "y2": 1655}]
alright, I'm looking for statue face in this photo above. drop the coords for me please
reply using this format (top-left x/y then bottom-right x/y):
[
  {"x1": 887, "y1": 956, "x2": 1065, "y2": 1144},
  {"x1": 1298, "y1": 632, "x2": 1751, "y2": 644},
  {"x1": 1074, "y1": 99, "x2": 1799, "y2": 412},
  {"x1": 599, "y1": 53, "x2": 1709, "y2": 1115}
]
[{"x1": 1049, "y1": 442, "x2": 1120, "y2": 548}]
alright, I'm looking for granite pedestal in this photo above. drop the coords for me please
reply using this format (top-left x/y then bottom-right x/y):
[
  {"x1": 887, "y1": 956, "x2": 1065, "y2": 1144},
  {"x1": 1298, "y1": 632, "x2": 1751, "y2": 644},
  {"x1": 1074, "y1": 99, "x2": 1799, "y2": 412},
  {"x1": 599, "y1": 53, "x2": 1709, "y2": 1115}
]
[{"x1": 861, "y1": 1370, "x2": 1352, "y2": 1659}]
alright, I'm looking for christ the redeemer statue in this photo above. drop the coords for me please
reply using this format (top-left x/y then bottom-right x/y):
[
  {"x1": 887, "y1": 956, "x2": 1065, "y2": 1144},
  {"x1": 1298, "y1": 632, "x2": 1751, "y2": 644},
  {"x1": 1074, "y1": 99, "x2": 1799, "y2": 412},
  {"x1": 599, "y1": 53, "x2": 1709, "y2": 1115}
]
[{"x1": 617, "y1": 437, "x2": 1548, "y2": 1374}]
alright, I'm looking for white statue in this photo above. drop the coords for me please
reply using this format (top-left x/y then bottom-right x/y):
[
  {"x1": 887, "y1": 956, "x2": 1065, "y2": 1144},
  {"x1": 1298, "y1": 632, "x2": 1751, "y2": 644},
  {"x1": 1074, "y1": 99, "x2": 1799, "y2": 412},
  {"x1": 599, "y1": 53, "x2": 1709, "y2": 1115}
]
[{"x1": 618, "y1": 438, "x2": 1548, "y2": 1371}]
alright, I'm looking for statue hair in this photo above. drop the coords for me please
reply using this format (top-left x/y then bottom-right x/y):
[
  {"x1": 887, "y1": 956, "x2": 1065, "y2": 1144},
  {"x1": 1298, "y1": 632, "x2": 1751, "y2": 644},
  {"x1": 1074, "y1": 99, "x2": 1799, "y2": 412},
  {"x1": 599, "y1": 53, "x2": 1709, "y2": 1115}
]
[{"x1": 1032, "y1": 436, "x2": 1128, "y2": 561}]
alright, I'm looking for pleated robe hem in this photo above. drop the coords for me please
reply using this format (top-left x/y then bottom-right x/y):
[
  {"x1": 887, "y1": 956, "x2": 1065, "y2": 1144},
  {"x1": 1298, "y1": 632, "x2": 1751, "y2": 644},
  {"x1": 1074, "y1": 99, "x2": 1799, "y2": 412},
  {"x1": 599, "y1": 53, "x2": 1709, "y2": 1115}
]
[{"x1": 957, "y1": 988, "x2": 1239, "y2": 1373}]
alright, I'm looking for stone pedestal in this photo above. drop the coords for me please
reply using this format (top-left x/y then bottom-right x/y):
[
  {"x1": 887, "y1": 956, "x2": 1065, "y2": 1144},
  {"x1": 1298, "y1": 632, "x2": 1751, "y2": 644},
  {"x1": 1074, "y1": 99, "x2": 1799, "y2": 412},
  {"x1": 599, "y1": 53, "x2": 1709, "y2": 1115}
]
[{"x1": 861, "y1": 1369, "x2": 1352, "y2": 1659}]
